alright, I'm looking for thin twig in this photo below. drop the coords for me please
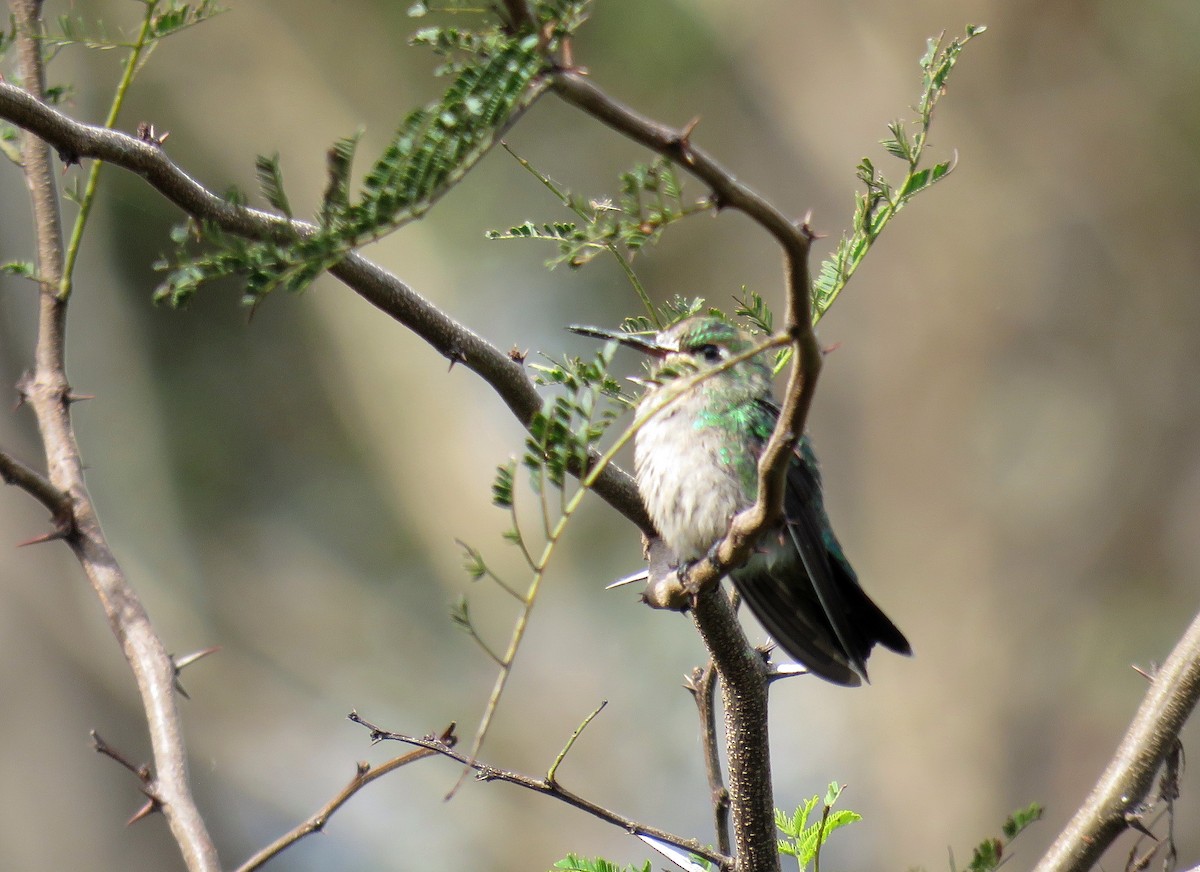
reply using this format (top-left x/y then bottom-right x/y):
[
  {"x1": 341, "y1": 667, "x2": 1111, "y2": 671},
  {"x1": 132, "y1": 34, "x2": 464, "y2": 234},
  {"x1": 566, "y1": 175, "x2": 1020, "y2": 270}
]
[
  {"x1": 1034, "y1": 610, "x2": 1200, "y2": 872},
  {"x1": 91, "y1": 730, "x2": 153, "y2": 782},
  {"x1": 547, "y1": 700, "x2": 607, "y2": 785},
  {"x1": 348, "y1": 711, "x2": 732, "y2": 871},
  {"x1": 450, "y1": 466, "x2": 580, "y2": 796},
  {"x1": 233, "y1": 725, "x2": 454, "y2": 872},
  {"x1": 59, "y1": 0, "x2": 161, "y2": 300},
  {"x1": 686, "y1": 662, "x2": 731, "y2": 856}
]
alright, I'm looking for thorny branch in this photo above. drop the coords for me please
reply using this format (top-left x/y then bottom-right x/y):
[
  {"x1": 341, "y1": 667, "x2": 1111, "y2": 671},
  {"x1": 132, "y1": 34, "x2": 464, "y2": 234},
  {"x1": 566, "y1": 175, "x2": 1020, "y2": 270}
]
[
  {"x1": 348, "y1": 711, "x2": 732, "y2": 871},
  {"x1": 232, "y1": 728, "x2": 453, "y2": 872},
  {"x1": 686, "y1": 661, "x2": 731, "y2": 856}
]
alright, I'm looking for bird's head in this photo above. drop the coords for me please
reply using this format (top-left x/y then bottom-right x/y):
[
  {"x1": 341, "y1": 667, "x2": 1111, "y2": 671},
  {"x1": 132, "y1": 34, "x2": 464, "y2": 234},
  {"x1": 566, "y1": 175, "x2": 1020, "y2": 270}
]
[{"x1": 569, "y1": 315, "x2": 771, "y2": 394}]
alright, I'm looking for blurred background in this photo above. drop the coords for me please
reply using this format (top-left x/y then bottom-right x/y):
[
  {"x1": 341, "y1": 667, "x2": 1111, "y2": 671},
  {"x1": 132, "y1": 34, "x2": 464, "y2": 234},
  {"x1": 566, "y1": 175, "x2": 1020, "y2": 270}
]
[{"x1": 2, "y1": 0, "x2": 1199, "y2": 869}]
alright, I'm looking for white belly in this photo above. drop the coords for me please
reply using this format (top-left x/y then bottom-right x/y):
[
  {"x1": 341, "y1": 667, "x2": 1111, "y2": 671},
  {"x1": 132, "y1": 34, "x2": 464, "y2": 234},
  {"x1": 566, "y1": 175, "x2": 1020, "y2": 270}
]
[{"x1": 634, "y1": 401, "x2": 751, "y2": 561}]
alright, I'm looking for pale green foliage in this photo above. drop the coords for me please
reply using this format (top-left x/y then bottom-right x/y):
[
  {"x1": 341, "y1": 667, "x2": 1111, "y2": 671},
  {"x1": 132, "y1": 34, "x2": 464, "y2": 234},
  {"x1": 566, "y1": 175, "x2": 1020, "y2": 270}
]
[
  {"x1": 776, "y1": 782, "x2": 862, "y2": 872},
  {"x1": 951, "y1": 802, "x2": 1043, "y2": 872},
  {"x1": 46, "y1": 1, "x2": 223, "y2": 53},
  {"x1": 488, "y1": 148, "x2": 711, "y2": 326},
  {"x1": 811, "y1": 24, "x2": 985, "y2": 321},
  {"x1": 487, "y1": 156, "x2": 708, "y2": 271},
  {"x1": 253, "y1": 154, "x2": 292, "y2": 220},
  {"x1": 452, "y1": 341, "x2": 625, "y2": 770},
  {"x1": 525, "y1": 344, "x2": 624, "y2": 491},
  {"x1": 491, "y1": 460, "x2": 517, "y2": 509},
  {"x1": 620, "y1": 295, "x2": 721, "y2": 337},
  {"x1": 553, "y1": 854, "x2": 652, "y2": 872},
  {"x1": 0, "y1": 260, "x2": 35, "y2": 279},
  {"x1": 484, "y1": 24, "x2": 981, "y2": 349},
  {"x1": 155, "y1": 2, "x2": 589, "y2": 307}
]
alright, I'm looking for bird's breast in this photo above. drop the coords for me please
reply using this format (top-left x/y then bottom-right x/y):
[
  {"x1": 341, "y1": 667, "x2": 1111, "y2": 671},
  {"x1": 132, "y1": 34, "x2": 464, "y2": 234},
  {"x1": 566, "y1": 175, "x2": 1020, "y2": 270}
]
[{"x1": 634, "y1": 399, "x2": 755, "y2": 561}]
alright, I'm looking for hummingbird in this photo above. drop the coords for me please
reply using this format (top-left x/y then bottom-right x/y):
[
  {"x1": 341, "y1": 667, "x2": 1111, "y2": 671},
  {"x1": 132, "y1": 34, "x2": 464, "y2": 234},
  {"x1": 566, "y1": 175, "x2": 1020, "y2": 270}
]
[{"x1": 571, "y1": 315, "x2": 910, "y2": 686}]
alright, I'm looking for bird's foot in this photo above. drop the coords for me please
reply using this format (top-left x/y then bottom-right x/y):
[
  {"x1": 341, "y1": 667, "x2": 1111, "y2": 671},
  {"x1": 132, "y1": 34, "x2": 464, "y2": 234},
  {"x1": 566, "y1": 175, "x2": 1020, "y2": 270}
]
[
  {"x1": 678, "y1": 541, "x2": 727, "y2": 598},
  {"x1": 640, "y1": 537, "x2": 690, "y2": 611}
]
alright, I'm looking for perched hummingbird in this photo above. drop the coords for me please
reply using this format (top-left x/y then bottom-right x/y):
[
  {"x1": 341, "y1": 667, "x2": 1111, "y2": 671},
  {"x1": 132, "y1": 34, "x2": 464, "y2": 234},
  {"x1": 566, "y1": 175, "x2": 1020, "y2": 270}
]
[{"x1": 571, "y1": 315, "x2": 910, "y2": 686}]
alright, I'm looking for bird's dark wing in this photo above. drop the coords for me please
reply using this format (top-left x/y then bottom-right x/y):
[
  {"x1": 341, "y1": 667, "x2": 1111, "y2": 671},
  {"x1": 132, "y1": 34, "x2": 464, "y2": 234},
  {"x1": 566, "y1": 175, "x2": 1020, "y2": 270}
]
[
  {"x1": 732, "y1": 401, "x2": 910, "y2": 684},
  {"x1": 732, "y1": 566, "x2": 864, "y2": 686}
]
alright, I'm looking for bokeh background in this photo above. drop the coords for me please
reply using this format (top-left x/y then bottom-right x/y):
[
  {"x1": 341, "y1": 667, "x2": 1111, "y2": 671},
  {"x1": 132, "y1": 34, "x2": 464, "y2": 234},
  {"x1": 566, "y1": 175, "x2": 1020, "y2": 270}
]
[{"x1": 2, "y1": 0, "x2": 1199, "y2": 869}]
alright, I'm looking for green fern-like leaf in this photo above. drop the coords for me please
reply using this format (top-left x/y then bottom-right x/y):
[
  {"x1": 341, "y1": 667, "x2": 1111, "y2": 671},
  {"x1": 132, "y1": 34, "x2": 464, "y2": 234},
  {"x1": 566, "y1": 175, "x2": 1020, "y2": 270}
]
[
  {"x1": 46, "y1": 1, "x2": 222, "y2": 50},
  {"x1": 553, "y1": 854, "x2": 650, "y2": 872},
  {"x1": 1001, "y1": 802, "x2": 1043, "y2": 840},
  {"x1": 776, "y1": 783, "x2": 862, "y2": 872},
  {"x1": 157, "y1": 19, "x2": 551, "y2": 305},
  {"x1": 254, "y1": 153, "x2": 293, "y2": 219},
  {"x1": 457, "y1": 541, "x2": 488, "y2": 581},
  {"x1": 521, "y1": 343, "x2": 624, "y2": 491},
  {"x1": 952, "y1": 802, "x2": 1042, "y2": 872},
  {"x1": 492, "y1": 461, "x2": 516, "y2": 508},
  {"x1": 490, "y1": 154, "x2": 708, "y2": 279},
  {"x1": 148, "y1": 1, "x2": 224, "y2": 40},
  {"x1": 449, "y1": 595, "x2": 473, "y2": 631},
  {"x1": 734, "y1": 288, "x2": 774, "y2": 334},
  {"x1": 321, "y1": 132, "x2": 361, "y2": 228},
  {"x1": 810, "y1": 24, "x2": 983, "y2": 323}
]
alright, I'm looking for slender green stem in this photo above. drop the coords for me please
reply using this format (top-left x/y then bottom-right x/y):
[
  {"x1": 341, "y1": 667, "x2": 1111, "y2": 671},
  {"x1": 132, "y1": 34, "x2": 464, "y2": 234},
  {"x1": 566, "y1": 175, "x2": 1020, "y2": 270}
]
[
  {"x1": 546, "y1": 699, "x2": 607, "y2": 785},
  {"x1": 509, "y1": 494, "x2": 538, "y2": 573},
  {"x1": 537, "y1": 465, "x2": 553, "y2": 541},
  {"x1": 454, "y1": 383, "x2": 607, "y2": 794},
  {"x1": 462, "y1": 615, "x2": 505, "y2": 666},
  {"x1": 59, "y1": 0, "x2": 160, "y2": 301},
  {"x1": 500, "y1": 141, "x2": 661, "y2": 327},
  {"x1": 813, "y1": 803, "x2": 831, "y2": 872}
]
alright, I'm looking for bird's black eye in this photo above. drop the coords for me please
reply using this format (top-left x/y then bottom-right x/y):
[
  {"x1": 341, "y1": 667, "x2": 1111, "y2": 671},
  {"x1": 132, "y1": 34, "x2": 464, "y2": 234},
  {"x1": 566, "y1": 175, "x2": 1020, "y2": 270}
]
[{"x1": 696, "y1": 343, "x2": 722, "y2": 363}]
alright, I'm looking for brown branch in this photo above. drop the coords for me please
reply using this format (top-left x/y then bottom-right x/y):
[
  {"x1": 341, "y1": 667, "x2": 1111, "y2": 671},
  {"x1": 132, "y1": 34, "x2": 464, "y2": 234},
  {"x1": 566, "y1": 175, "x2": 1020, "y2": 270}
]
[
  {"x1": 685, "y1": 661, "x2": 731, "y2": 857},
  {"x1": 233, "y1": 726, "x2": 454, "y2": 872},
  {"x1": 1034, "y1": 610, "x2": 1200, "y2": 872},
  {"x1": 91, "y1": 730, "x2": 163, "y2": 825},
  {"x1": 690, "y1": 589, "x2": 776, "y2": 872},
  {"x1": 549, "y1": 71, "x2": 809, "y2": 262},
  {"x1": 348, "y1": 711, "x2": 732, "y2": 871},
  {"x1": 7, "y1": 3, "x2": 219, "y2": 870},
  {"x1": 0, "y1": 79, "x2": 652, "y2": 535}
]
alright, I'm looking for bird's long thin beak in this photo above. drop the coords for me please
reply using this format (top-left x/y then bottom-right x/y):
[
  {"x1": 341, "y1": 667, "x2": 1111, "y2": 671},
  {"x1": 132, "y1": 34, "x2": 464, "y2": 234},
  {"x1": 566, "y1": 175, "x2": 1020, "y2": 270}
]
[{"x1": 567, "y1": 324, "x2": 669, "y2": 358}]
